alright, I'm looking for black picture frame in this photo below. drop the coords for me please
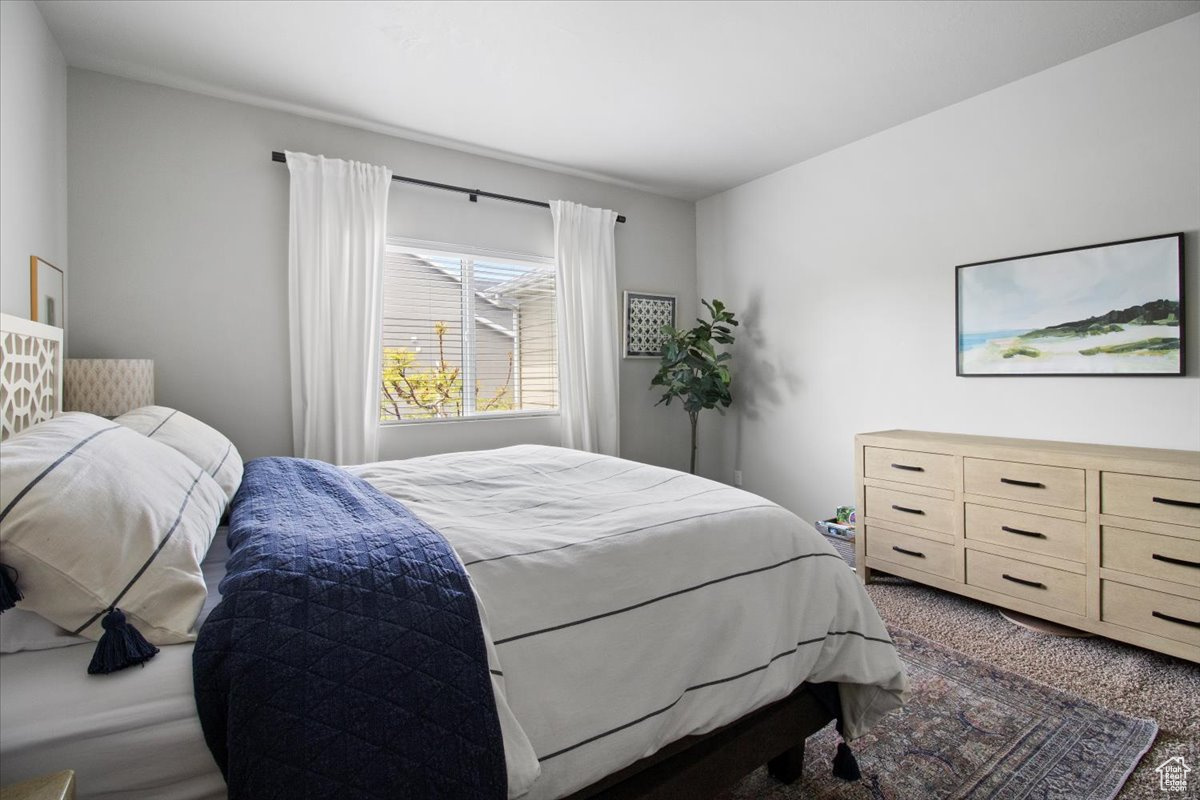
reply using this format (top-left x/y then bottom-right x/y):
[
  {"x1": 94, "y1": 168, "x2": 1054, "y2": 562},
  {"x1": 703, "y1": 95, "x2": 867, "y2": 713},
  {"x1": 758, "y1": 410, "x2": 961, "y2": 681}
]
[{"x1": 955, "y1": 232, "x2": 1185, "y2": 377}]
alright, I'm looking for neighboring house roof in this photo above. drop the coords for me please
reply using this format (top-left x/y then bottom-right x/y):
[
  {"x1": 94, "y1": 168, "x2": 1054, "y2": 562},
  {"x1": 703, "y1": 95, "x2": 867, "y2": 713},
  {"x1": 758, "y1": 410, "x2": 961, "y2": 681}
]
[
  {"x1": 481, "y1": 270, "x2": 554, "y2": 301},
  {"x1": 387, "y1": 250, "x2": 516, "y2": 337},
  {"x1": 417, "y1": 254, "x2": 516, "y2": 313}
]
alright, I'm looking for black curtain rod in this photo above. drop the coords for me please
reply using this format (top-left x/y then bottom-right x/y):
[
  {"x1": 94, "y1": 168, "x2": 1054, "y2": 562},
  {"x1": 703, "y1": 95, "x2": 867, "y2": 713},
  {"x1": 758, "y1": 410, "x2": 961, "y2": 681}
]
[{"x1": 271, "y1": 151, "x2": 626, "y2": 224}]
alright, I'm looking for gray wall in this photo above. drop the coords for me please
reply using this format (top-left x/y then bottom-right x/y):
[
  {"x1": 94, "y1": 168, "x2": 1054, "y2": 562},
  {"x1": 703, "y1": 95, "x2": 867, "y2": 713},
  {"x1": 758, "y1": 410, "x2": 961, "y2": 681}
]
[
  {"x1": 695, "y1": 15, "x2": 1200, "y2": 524},
  {"x1": 67, "y1": 69, "x2": 697, "y2": 465},
  {"x1": 1, "y1": 0, "x2": 67, "y2": 319}
]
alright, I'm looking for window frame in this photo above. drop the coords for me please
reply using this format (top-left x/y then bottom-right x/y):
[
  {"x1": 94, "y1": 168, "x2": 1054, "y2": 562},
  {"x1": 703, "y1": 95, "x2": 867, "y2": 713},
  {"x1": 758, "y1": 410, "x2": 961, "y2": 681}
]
[{"x1": 379, "y1": 237, "x2": 560, "y2": 427}]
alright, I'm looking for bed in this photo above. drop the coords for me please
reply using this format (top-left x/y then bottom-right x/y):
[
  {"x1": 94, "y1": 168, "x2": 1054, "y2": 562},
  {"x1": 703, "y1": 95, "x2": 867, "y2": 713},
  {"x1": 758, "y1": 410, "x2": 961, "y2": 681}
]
[{"x1": 0, "y1": 312, "x2": 908, "y2": 799}]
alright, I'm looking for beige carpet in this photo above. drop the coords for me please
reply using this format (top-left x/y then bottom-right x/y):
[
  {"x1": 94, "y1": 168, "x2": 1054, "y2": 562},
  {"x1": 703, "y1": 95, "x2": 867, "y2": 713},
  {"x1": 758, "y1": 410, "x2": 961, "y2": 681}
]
[{"x1": 854, "y1": 578, "x2": 1199, "y2": 799}]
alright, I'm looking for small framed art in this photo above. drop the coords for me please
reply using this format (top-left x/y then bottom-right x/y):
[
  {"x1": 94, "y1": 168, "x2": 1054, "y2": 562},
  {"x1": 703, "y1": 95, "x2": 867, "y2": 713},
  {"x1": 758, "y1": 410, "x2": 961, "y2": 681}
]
[
  {"x1": 30, "y1": 255, "x2": 65, "y2": 329},
  {"x1": 623, "y1": 291, "x2": 676, "y2": 358},
  {"x1": 956, "y1": 233, "x2": 1183, "y2": 376}
]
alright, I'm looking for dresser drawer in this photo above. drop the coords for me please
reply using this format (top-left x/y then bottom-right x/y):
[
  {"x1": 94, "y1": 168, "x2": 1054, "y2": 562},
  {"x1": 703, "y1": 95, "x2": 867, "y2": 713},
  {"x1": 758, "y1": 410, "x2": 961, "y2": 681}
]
[
  {"x1": 963, "y1": 458, "x2": 1084, "y2": 510},
  {"x1": 1101, "y1": 526, "x2": 1200, "y2": 586},
  {"x1": 966, "y1": 549, "x2": 1085, "y2": 616},
  {"x1": 965, "y1": 503, "x2": 1085, "y2": 562},
  {"x1": 1101, "y1": 473, "x2": 1200, "y2": 528},
  {"x1": 865, "y1": 486, "x2": 955, "y2": 534},
  {"x1": 1101, "y1": 580, "x2": 1200, "y2": 647},
  {"x1": 865, "y1": 525, "x2": 956, "y2": 579},
  {"x1": 864, "y1": 447, "x2": 955, "y2": 490}
]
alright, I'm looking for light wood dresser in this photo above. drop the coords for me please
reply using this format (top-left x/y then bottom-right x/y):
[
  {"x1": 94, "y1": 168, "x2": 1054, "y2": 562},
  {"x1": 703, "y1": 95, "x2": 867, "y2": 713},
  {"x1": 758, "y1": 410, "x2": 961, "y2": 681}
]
[{"x1": 854, "y1": 430, "x2": 1200, "y2": 662}]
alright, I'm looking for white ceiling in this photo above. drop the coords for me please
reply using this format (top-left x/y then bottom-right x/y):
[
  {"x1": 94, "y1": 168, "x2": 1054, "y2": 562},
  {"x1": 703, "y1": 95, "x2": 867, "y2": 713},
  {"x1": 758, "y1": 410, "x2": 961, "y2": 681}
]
[{"x1": 37, "y1": 0, "x2": 1200, "y2": 200}]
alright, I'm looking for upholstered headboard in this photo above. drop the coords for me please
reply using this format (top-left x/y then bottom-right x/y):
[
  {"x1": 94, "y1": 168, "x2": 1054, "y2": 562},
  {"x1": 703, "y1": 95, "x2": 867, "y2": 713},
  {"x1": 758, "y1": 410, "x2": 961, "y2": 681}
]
[{"x1": 0, "y1": 312, "x2": 64, "y2": 441}]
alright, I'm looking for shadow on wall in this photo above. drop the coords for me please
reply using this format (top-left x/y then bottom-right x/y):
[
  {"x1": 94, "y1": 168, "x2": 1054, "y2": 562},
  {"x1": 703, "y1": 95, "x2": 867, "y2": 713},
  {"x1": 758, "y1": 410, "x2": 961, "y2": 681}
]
[{"x1": 732, "y1": 290, "x2": 803, "y2": 473}]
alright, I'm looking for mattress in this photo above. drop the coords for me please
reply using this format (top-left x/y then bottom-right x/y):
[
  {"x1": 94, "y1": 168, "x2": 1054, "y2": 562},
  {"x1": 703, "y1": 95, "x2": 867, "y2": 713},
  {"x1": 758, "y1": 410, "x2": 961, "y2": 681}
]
[{"x1": 0, "y1": 531, "x2": 230, "y2": 800}]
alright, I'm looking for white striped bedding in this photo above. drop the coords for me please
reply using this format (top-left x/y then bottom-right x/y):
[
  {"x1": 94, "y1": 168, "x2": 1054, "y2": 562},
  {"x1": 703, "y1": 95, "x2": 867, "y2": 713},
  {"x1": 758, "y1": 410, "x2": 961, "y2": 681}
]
[{"x1": 349, "y1": 444, "x2": 909, "y2": 800}]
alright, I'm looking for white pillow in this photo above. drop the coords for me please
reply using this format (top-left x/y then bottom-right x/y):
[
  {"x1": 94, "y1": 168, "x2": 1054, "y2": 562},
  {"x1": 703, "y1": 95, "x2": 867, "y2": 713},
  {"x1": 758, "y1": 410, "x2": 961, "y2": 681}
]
[
  {"x1": 0, "y1": 412, "x2": 226, "y2": 669},
  {"x1": 114, "y1": 405, "x2": 243, "y2": 504},
  {"x1": 0, "y1": 527, "x2": 232, "y2": 654}
]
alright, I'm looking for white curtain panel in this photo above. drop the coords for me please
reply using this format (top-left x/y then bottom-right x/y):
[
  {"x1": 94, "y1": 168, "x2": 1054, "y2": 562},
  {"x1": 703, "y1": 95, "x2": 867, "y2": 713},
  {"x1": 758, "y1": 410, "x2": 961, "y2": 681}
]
[
  {"x1": 286, "y1": 151, "x2": 391, "y2": 465},
  {"x1": 549, "y1": 200, "x2": 620, "y2": 456}
]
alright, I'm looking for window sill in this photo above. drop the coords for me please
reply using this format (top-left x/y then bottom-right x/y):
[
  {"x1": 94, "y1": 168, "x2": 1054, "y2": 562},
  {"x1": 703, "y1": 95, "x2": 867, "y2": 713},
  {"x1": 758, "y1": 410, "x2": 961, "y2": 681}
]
[{"x1": 380, "y1": 410, "x2": 560, "y2": 428}]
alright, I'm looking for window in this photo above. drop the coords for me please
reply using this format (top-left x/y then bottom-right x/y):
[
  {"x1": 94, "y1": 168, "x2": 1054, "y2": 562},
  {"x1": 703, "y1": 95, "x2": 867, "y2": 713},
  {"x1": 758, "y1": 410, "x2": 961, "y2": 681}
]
[{"x1": 380, "y1": 240, "x2": 558, "y2": 422}]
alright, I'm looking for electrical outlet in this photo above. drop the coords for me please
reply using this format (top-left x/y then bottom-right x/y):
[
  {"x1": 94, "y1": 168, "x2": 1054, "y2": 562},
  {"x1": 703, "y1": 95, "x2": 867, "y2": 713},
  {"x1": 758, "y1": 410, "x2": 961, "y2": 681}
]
[{"x1": 733, "y1": 470, "x2": 743, "y2": 487}]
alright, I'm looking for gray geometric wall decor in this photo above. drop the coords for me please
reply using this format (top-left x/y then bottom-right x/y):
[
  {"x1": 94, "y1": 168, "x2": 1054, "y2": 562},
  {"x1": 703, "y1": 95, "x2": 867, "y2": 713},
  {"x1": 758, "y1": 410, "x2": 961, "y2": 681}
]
[{"x1": 623, "y1": 291, "x2": 676, "y2": 358}]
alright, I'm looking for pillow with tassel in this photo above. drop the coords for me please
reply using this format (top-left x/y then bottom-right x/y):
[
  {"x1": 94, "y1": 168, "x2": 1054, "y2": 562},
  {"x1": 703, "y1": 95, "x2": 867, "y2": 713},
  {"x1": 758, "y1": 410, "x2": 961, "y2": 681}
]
[
  {"x1": 0, "y1": 412, "x2": 225, "y2": 674},
  {"x1": 114, "y1": 405, "x2": 243, "y2": 505}
]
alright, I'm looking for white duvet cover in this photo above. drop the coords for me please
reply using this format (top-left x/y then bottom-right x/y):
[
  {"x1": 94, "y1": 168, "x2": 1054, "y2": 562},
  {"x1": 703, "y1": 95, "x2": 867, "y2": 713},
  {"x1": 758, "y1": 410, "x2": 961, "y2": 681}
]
[{"x1": 350, "y1": 445, "x2": 908, "y2": 800}]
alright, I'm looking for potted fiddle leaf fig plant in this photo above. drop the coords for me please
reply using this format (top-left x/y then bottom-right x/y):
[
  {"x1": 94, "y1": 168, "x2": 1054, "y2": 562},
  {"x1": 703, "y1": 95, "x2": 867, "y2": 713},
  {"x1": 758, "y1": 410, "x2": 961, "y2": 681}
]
[{"x1": 650, "y1": 299, "x2": 738, "y2": 474}]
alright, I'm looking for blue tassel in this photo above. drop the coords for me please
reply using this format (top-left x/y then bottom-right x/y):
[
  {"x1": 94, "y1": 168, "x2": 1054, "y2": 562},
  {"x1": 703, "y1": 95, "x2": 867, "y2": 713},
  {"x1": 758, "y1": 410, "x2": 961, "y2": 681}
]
[
  {"x1": 87, "y1": 608, "x2": 159, "y2": 675},
  {"x1": 0, "y1": 563, "x2": 22, "y2": 612},
  {"x1": 832, "y1": 740, "x2": 861, "y2": 781}
]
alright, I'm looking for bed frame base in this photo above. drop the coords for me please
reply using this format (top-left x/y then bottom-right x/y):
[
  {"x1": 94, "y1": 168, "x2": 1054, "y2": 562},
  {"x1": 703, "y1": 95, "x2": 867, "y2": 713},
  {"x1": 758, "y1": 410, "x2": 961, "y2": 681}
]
[
  {"x1": 767, "y1": 742, "x2": 807, "y2": 784},
  {"x1": 563, "y1": 684, "x2": 832, "y2": 799}
]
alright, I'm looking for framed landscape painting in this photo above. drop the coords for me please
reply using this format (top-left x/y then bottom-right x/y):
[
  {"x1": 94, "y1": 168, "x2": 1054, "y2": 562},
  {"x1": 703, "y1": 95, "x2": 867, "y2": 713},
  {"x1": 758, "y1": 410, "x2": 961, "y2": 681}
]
[{"x1": 956, "y1": 233, "x2": 1184, "y2": 377}]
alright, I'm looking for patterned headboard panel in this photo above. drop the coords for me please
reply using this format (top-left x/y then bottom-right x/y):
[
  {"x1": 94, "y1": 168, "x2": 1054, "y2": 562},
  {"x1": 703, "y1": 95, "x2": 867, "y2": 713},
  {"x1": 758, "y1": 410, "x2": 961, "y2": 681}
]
[{"x1": 0, "y1": 312, "x2": 64, "y2": 441}]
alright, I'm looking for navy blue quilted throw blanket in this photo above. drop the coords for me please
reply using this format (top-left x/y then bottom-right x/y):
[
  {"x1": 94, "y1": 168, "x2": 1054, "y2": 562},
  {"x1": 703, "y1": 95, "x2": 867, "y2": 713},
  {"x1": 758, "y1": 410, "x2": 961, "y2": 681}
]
[{"x1": 194, "y1": 457, "x2": 506, "y2": 800}]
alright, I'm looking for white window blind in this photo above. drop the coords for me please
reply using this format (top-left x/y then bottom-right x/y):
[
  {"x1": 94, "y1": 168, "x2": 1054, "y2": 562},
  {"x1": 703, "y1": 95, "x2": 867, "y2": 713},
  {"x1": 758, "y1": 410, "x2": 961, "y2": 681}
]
[{"x1": 380, "y1": 242, "x2": 558, "y2": 422}]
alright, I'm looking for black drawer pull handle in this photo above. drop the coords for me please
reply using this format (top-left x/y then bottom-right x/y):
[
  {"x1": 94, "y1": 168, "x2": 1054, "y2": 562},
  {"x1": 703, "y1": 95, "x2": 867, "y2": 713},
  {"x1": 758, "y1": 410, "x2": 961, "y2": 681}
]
[
  {"x1": 891, "y1": 463, "x2": 925, "y2": 472},
  {"x1": 1152, "y1": 553, "x2": 1200, "y2": 569},
  {"x1": 1152, "y1": 496, "x2": 1200, "y2": 510},
  {"x1": 1001, "y1": 525, "x2": 1046, "y2": 539},
  {"x1": 892, "y1": 546, "x2": 926, "y2": 559},
  {"x1": 1002, "y1": 573, "x2": 1046, "y2": 590},
  {"x1": 1152, "y1": 611, "x2": 1200, "y2": 630},
  {"x1": 891, "y1": 504, "x2": 925, "y2": 515},
  {"x1": 1000, "y1": 477, "x2": 1045, "y2": 489}
]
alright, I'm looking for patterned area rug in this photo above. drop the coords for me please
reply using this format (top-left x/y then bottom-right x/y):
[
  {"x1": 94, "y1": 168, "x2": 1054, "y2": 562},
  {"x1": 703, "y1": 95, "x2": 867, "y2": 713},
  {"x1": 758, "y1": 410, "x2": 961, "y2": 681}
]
[{"x1": 726, "y1": 627, "x2": 1157, "y2": 800}]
